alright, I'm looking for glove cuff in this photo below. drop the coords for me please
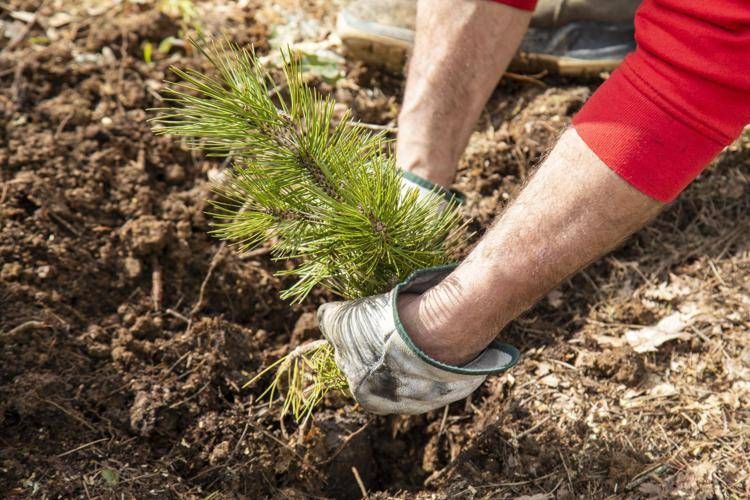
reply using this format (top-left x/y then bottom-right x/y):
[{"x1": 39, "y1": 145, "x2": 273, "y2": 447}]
[
  {"x1": 401, "y1": 170, "x2": 466, "y2": 206},
  {"x1": 390, "y1": 265, "x2": 520, "y2": 375}
]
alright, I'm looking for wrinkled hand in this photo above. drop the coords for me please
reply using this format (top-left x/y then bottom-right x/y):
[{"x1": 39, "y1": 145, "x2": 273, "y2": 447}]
[{"x1": 317, "y1": 266, "x2": 519, "y2": 415}]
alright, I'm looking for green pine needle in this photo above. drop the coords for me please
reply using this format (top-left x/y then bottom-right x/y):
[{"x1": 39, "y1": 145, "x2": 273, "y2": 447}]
[{"x1": 152, "y1": 39, "x2": 463, "y2": 420}]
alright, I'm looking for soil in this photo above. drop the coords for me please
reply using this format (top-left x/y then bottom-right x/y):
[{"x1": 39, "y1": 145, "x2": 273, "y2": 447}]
[{"x1": 2, "y1": 1, "x2": 749, "y2": 499}]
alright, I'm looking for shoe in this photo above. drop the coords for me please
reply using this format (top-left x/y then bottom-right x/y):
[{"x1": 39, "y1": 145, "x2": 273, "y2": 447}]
[
  {"x1": 336, "y1": 0, "x2": 640, "y2": 75},
  {"x1": 336, "y1": 0, "x2": 416, "y2": 72}
]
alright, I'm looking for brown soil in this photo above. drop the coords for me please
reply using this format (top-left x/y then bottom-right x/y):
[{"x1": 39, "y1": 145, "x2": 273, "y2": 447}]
[{"x1": 2, "y1": 1, "x2": 749, "y2": 499}]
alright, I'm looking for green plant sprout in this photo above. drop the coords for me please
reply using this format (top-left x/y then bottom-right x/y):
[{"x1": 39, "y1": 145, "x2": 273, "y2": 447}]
[
  {"x1": 158, "y1": 0, "x2": 201, "y2": 31},
  {"x1": 152, "y1": 40, "x2": 463, "y2": 422}
]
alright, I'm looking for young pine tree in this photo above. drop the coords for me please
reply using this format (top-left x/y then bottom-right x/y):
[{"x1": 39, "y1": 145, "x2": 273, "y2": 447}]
[{"x1": 152, "y1": 40, "x2": 464, "y2": 422}]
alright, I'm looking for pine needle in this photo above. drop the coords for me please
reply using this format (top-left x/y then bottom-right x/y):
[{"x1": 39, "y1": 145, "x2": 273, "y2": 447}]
[{"x1": 152, "y1": 39, "x2": 463, "y2": 421}]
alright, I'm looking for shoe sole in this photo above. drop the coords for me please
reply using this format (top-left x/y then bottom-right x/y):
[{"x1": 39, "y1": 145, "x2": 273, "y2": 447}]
[
  {"x1": 337, "y1": 12, "x2": 625, "y2": 76},
  {"x1": 509, "y1": 52, "x2": 622, "y2": 76},
  {"x1": 337, "y1": 11, "x2": 413, "y2": 72}
]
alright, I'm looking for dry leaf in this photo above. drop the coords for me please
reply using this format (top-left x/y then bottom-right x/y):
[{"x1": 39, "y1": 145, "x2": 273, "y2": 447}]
[
  {"x1": 541, "y1": 374, "x2": 559, "y2": 388},
  {"x1": 624, "y1": 307, "x2": 697, "y2": 353},
  {"x1": 535, "y1": 362, "x2": 551, "y2": 376},
  {"x1": 648, "y1": 382, "x2": 678, "y2": 398},
  {"x1": 592, "y1": 334, "x2": 626, "y2": 349},
  {"x1": 48, "y1": 12, "x2": 73, "y2": 28},
  {"x1": 10, "y1": 10, "x2": 36, "y2": 23}
]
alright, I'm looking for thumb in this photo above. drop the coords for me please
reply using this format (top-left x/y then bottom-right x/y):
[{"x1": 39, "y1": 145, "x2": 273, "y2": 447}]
[{"x1": 316, "y1": 301, "x2": 344, "y2": 344}]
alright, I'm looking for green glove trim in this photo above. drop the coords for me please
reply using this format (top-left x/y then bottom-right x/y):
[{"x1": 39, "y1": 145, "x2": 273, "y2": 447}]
[
  {"x1": 391, "y1": 265, "x2": 521, "y2": 375},
  {"x1": 401, "y1": 170, "x2": 466, "y2": 205}
]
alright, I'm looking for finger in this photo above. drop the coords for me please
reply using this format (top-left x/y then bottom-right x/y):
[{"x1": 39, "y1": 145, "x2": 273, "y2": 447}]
[{"x1": 316, "y1": 301, "x2": 343, "y2": 343}]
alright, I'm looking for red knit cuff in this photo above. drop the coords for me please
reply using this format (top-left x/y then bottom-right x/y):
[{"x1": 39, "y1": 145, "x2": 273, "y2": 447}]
[
  {"x1": 490, "y1": 0, "x2": 537, "y2": 12},
  {"x1": 572, "y1": 59, "x2": 727, "y2": 203}
]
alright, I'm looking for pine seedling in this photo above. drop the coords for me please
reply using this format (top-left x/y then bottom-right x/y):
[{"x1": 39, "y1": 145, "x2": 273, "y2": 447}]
[{"x1": 152, "y1": 40, "x2": 463, "y2": 422}]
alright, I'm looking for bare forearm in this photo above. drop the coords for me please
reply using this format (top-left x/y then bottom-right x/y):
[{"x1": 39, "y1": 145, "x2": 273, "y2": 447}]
[
  {"x1": 400, "y1": 129, "x2": 664, "y2": 364},
  {"x1": 397, "y1": 0, "x2": 531, "y2": 186}
]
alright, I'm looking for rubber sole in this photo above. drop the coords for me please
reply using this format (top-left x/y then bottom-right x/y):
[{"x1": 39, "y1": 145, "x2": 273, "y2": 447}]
[
  {"x1": 336, "y1": 12, "x2": 413, "y2": 72},
  {"x1": 509, "y1": 52, "x2": 623, "y2": 76}
]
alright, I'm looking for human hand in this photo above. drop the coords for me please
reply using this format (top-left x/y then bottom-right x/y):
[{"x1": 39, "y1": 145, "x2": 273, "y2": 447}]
[{"x1": 317, "y1": 266, "x2": 519, "y2": 415}]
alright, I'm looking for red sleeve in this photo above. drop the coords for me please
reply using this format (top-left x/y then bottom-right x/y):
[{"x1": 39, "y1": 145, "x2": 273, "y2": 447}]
[
  {"x1": 572, "y1": 0, "x2": 750, "y2": 202},
  {"x1": 490, "y1": 0, "x2": 537, "y2": 11}
]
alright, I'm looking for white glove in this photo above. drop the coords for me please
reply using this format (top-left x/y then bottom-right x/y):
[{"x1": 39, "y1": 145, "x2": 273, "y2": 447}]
[{"x1": 317, "y1": 266, "x2": 519, "y2": 415}]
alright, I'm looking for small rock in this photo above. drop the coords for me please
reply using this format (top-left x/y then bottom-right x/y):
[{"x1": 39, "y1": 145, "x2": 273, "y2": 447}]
[
  {"x1": 1, "y1": 262, "x2": 22, "y2": 280},
  {"x1": 123, "y1": 256, "x2": 142, "y2": 278},
  {"x1": 209, "y1": 440, "x2": 231, "y2": 465},
  {"x1": 165, "y1": 164, "x2": 185, "y2": 184},
  {"x1": 254, "y1": 329, "x2": 269, "y2": 343},
  {"x1": 541, "y1": 374, "x2": 560, "y2": 388},
  {"x1": 35, "y1": 265, "x2": 52, "y2": 279}
]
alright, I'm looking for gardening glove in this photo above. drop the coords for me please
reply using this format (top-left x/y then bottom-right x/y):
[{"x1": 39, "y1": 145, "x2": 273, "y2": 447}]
[
  {"x1": 400, "y1": 170, "x2": 465, "y2": 210},
  {"x1": 317, "y1": 265, "x2": 520, "y2": 415}
]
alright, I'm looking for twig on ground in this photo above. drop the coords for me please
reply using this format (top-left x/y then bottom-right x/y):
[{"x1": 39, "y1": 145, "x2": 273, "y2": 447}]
[
  {"x1": 151, "y1": 256, "x2": 163, "y2": 312},
  {"x1": 37, "y1": 397, "x2": 98, "y2": 433},
  {"x1": 188, "y1": 423, "x2": 252, "y2": 482},
  {"x1": 3, "y1": 0, "x2": 48, "y2": 53},
  {"x1": 168, "y1": 380, "x2": 211, "y2": 409},
  {"x1": 173, "y1": 358, "x2": 207, "y2": 382},
  {"x1": 625, "y1": 463, "x2": 670, "y2": 491},
  {"x1": 351, "y1": 466, "x2": 368, "y2": 499},
  {"x1": 54, "y1": 111, "x2": 74, "y2": 138},
  {"x1": 57, "y1": 438, "x2": 108, "y2": 458},
  {"x1": 248, "y1": 422, "x2": 323, "y2": 474},
  {"x1": 439, "y1": 405, "x2": 450, "y2": 436},
  {"x1": 504, "y1": 70, "x2": 548, "y2": 87},
  {"x1": 4, "y1": 320, "x2": 48, "y2": 338},
  {"x1": 550, "y1": 359, "x2": 578, "y2": 371},
  {"x1": 119, "y1": 471, "x2": 161, "y2": 485},
  {"x1": 514, "y1": 415, "x2": 552, "y2": 441},
  {"x1": 48, "y1": 210, "x2": 81, "y2": 236},
  {"x1": 163, "y1": 351, "x2": 191, "y2": 377},
  {"x1": 231, "y1": 422, "x2": 251, "y2": 459},
  {"x1": 559, "y1": 449, "x2": 574, "y2": 493},
  {"x1": 324, "y1": 418, "x2": 374, "y2": 464},
  {"x1": 165, "y1": 308, "x2": 189, "y2": 323},
  {"x1": 10, "y1": 60, "x2": 25, "y2": 104},
  {"x1": 708, "y1": 259, "x2": 727, "y2": 286},
  {"x1": 190, "y1": 243, "x2": 226, "y2": 318},
  {"x1": 0, "y1": 182, "x2": 9, "y2": 205},
  {"x1": 473, "y1": 471, "x2": 558, "y2": 489}
]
